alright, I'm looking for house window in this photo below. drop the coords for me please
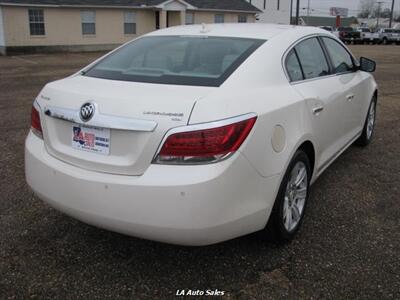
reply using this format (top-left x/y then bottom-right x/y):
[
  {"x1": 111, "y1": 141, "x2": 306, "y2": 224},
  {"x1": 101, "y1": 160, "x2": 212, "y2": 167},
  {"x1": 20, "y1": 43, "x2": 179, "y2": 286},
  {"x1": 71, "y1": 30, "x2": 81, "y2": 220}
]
[
  {"x1": 238, "y1": 15, "x2": 247, "y2": 23},
  {"x1": 81, "y1": 11, "x2": 96, "y2": 35},
  {"x1": 185, "y1": 12, "x2": 194, "y2": 25},
  {"x1": 214, "y1": 14, "x2": 224, "y2": 23},
  {"x1": 155, "y1": 11, "x2": 160, "y2": 29},
  {"x1": 28, "y1": 9, "x2": 45, "y2": 36},
  {"x1": 124, "y1": 11, "x2": 136, "y2": 34}
]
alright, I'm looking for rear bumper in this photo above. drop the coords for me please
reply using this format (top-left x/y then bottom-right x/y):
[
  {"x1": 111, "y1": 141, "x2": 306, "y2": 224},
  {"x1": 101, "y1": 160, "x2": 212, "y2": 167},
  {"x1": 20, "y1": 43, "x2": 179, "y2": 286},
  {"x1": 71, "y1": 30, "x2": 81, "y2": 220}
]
[{"x1": 25, "y1": 132, "x2": 280, "y2": 246}]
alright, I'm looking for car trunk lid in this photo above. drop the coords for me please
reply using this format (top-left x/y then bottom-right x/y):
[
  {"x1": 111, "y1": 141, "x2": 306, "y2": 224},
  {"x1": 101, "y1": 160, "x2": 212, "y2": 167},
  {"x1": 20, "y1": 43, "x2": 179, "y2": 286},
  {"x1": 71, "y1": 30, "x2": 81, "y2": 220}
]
[{"x1": 38, "y1": 75, "x2": 215, "y2": 175}]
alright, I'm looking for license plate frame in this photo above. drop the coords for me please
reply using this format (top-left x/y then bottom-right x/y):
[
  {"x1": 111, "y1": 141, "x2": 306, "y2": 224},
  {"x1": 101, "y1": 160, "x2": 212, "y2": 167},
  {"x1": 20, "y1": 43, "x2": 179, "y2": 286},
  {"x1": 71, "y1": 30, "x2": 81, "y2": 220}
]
[{"x1": 71, "y1": 123, "x2": 110, "y2": 155}]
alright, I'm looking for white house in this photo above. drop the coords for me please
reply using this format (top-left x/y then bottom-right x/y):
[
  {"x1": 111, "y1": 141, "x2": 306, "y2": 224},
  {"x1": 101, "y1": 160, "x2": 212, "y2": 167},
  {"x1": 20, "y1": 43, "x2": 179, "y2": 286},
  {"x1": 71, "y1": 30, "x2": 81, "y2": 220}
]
[{"x1": 248, "y1": 0, "x2": 292, "y2": 24}]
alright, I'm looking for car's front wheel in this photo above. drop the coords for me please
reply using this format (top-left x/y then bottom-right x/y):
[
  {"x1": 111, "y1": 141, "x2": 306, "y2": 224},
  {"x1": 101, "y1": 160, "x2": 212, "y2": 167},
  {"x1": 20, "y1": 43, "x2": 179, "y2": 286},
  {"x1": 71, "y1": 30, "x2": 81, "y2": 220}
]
[
  {"x1": 265, "y1": 150, "x2": 311, "y2": 242},
  {"x1": 355, "y1": 95, "x2": 377, "y2": 146}
]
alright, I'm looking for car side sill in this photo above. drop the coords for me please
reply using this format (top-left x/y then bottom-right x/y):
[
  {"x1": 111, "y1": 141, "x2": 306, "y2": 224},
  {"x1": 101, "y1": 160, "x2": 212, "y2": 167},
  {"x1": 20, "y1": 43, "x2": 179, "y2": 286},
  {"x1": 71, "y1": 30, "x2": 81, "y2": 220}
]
[{"x1": 316, "y1": 130, "x2": 362, "y2": 178}]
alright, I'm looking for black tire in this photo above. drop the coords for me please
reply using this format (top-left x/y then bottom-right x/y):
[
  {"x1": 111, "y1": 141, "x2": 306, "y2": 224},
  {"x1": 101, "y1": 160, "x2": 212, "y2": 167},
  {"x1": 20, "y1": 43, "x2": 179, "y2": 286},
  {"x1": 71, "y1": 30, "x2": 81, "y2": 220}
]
[
  {"x1": 355, "y1": 95, "x2": 377, "y2": 147},
  {"x1": 383, "y1": 37, "x2": 388, "y2": 45},
  {"x1": 264, "y1": 150, "x2": 311, "y2": 242}
]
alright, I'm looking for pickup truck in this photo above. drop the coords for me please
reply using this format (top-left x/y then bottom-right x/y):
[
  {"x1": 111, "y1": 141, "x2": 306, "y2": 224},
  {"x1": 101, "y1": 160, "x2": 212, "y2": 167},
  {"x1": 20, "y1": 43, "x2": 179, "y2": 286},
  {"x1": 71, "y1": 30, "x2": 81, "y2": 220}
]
[
  {"x1": 358, "y1": 28, "x2": 380, "y2": 44},
  {"x1": 378, "y1": 28, "x2": 400, "y2": 44},
  {"x1": 335, "y1": 27, "x2": 362, "y2": 44}
]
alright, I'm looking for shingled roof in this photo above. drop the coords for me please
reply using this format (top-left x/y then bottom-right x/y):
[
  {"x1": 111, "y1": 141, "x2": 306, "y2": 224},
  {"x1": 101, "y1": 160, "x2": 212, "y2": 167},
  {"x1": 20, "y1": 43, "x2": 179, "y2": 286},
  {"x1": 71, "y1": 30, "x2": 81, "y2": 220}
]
[{"x1": 0, "y1": 0, "x2": 261, "y2": 12}]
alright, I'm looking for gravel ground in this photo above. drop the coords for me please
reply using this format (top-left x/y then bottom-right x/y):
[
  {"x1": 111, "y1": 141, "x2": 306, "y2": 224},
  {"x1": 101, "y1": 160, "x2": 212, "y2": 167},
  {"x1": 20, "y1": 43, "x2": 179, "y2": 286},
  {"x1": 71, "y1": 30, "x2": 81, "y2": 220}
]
[{"x1": 0, "y1": 45, "x2": 399, "y2": 299}]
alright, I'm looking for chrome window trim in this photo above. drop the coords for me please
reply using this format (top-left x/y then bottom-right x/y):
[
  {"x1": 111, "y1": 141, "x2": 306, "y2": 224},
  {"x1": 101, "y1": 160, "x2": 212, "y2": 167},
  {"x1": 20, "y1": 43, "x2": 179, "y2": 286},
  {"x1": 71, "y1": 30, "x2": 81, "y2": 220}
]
[
  {"x1": 43, "y1": 104, "x2": 158, "y2": 132},
  {"x1": 281, "y1": 33, "x2": 359, "y2": 85},
  {"x1": 152, "y1": 112, "x2": 257, "y2": 164}
]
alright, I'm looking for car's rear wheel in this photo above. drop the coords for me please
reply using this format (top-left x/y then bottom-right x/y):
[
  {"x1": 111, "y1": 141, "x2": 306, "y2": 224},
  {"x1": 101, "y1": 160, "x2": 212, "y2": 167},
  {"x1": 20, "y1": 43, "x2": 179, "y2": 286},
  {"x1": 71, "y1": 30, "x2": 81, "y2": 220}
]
[
  {"x1": 265, "y1": 150, "x2": 311, "y2": 242},
  {"x1": 355, "y1": 95, "x2": 377, "y2": 146}
]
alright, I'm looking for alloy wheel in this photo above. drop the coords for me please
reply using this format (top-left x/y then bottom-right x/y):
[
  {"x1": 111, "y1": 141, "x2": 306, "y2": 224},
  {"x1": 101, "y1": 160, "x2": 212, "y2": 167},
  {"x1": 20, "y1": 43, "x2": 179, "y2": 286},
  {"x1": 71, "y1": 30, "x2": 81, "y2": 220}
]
[
  {"x1": 367, "y1": 102, "x2": 376, "y2": 140},
  {"x1": 283, "y1": 161, "x2": 308, "y2": 232}
]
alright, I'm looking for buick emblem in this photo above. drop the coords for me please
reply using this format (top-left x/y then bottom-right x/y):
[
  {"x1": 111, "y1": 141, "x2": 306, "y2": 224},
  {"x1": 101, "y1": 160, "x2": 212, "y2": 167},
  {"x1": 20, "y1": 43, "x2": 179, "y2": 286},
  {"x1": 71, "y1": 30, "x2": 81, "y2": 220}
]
[{"x1": 80, "y1": 102, "x2": 95, "y2": 122}]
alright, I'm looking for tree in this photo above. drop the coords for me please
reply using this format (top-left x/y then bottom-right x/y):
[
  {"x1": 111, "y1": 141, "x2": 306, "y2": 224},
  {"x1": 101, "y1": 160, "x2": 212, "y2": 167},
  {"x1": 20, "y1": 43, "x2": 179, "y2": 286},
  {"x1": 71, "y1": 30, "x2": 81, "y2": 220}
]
[
  {"x1": 358, "y1": 11, "x2": 370, "y2": 18},
  {"x1": 358, "y1": 0, "x2": 377, "y2": 18},
  {"x1": 372, "y1": 6, "x2": 392, "y2": 18},
  {"x1": 380, "y1": 8, "x2": 392, "y2": 18}
]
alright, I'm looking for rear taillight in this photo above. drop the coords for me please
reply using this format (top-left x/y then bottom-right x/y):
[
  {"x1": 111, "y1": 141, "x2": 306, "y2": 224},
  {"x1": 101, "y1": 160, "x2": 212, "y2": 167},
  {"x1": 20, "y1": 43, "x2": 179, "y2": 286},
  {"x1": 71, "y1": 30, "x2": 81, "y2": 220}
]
[
  {"x1": 154, "y1": 115, "x2": 257, "y2": 164},
  {"x1": 31, "y1": 104, "x2": 43, "y2": 138}
]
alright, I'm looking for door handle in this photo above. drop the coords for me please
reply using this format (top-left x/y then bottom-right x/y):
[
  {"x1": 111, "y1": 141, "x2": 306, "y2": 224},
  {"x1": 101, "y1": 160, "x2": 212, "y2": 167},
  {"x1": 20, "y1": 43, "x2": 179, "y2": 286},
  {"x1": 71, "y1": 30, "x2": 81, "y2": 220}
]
[
  {"x1": 312, "y1": 106, "x2": 324, "y2": 115},
  {"x1": 346, "y1": 94, "x2": 355, "y2": 101}
]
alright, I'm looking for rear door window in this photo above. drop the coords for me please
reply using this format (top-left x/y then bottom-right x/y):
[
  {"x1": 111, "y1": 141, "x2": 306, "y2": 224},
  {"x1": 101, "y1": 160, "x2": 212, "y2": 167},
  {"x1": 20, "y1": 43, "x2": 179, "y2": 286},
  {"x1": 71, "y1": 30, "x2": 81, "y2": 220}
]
[
  {"x1": 285, "y1": 49, "x2": 304, "y2": 81},
  {"x1": 294, "y1": 38, "x2": 330, "y2": 80}
]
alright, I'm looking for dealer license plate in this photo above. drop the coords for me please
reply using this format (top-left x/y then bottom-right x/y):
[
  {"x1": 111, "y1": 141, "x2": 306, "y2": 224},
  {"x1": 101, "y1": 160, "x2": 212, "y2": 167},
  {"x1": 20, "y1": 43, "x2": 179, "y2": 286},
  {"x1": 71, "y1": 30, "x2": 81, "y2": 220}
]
[{"x1": 72, "y1": 124, "x2": 110, "y2": 155}]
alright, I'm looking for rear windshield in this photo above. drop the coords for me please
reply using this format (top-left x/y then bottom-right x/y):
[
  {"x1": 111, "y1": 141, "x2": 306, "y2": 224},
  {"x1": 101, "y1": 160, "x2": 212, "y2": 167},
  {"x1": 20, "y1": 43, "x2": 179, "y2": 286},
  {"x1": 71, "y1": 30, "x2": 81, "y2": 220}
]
[{"x1": 84, "y1": 36, "x2": 265, "y2": 87}]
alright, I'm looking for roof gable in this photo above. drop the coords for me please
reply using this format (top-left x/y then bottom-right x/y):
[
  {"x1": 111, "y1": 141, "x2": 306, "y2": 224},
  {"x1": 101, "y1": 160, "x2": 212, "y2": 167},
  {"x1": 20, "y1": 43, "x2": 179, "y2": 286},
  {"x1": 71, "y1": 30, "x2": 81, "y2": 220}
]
[{"x1": 0, "y1": 0, "x2": 261, "y2": 12}]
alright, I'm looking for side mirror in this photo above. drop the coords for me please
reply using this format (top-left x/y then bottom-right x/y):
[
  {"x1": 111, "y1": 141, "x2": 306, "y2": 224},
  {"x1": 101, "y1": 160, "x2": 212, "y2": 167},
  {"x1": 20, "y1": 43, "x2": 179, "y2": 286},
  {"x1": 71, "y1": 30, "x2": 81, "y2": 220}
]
[{"x1": 359, "y1": 57, "x2": 376, "y2": 72}]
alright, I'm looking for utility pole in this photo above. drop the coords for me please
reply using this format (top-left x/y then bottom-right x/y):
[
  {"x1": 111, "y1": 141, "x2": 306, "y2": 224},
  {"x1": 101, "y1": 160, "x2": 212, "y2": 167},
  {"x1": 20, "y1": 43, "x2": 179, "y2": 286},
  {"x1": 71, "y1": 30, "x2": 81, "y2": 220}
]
[
  {"x1": 306, "y1": 0, "x2": 310, "y2": 25},
  {"x1": 389, "y1": 0, "x2": 395, "y2": 28},
  {"x1": 295, "y1": 0, "x2": 300, "y2": 25},
  {"x1": 290, "y1": 0, "x2": 293, "y2": 24},
  {"x1": 376, "y1": 1, "x2": 383, "y2": 29}
]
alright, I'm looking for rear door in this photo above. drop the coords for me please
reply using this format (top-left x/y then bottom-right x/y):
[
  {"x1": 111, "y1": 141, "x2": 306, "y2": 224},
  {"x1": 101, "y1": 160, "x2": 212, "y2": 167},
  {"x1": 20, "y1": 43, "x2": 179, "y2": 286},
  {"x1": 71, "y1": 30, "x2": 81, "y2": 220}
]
[
  {"x1": 286, "y1": 37, "x2": 349, "y2": 169},
  {"x1": 320, "y1": 37, "x2": 367, "y2": 138}
]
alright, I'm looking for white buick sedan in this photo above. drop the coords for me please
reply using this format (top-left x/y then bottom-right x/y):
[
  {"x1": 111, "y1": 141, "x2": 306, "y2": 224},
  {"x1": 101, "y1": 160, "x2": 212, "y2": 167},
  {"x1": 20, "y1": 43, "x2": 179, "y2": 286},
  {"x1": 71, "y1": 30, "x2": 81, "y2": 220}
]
[{"x1": 25, "y1": 24, "x2": 377, "y2": 245}]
